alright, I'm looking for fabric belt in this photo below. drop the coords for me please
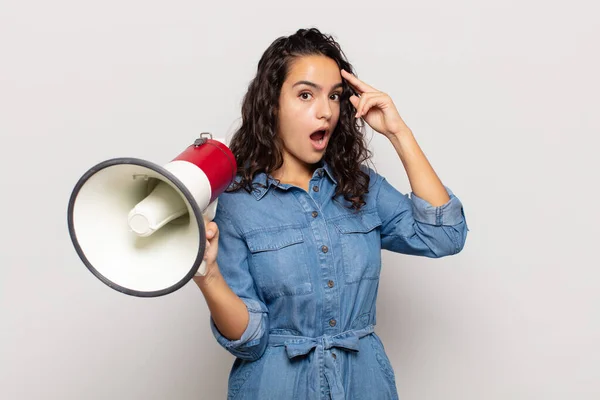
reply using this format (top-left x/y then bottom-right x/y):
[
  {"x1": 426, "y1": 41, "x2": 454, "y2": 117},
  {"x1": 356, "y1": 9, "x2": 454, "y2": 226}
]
[{"x1": 268, "y1": 325, "x2": 375, "y2": 400}]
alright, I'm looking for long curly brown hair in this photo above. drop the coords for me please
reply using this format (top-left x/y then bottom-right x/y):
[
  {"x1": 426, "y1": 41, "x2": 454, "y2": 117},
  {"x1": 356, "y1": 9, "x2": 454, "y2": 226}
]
[{"x1": 227, "y1": 27, "x2": 372, "y2": 210}]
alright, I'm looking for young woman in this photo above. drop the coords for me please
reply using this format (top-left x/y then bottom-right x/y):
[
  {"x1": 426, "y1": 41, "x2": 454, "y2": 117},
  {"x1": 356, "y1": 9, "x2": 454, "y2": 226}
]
[{"x1": 194, "y1": 27, "x2": 468, "y2": 400}]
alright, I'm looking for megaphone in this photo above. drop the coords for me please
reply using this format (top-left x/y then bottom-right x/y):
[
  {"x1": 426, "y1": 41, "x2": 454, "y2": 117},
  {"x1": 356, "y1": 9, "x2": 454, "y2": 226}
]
[{"x1": 67, "y1": 133, "x2": 237, "y2": 297}]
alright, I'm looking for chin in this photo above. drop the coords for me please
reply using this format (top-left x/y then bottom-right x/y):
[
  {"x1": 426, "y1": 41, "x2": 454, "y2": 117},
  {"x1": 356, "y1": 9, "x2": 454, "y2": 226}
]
[
  {"x1": 304, "y1": 153, "x2": 326, "y2": 165},
  {"x1": 288, "y1": 145, "x2": 328, "y2": 167}
]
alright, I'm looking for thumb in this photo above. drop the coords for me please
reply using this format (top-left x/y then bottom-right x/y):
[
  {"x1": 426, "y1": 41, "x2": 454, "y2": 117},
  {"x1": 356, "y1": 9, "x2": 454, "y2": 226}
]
[
  {"x1": 205, "y1": 221, "x2": 219, "y2": 240},
  {"x1": 349, "y1": 94, "x2": 360, "y2": 108}
]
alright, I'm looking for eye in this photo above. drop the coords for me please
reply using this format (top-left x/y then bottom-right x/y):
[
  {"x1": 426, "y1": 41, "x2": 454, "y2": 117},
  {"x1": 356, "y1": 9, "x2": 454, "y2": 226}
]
[
  {"x1": 330, "y1": 93, "x2": 342, "y2": 101},
  {"x1": 299, "y1": 92, "x2": 312, "y2": 100}
]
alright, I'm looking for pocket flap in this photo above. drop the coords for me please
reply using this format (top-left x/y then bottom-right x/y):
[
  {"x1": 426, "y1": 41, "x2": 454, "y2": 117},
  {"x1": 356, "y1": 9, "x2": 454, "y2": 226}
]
[
  {"x1": 333, "y1": 211, "x2": 382, "y2": 234},
  {"x1": 246, "y1": 229, "x2": 304, "y2": 253}
]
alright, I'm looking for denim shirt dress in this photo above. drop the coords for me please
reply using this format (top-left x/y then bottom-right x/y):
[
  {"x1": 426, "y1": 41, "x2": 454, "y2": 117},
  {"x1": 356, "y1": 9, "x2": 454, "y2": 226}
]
[{"x1": 210, "y1": 162, "x2": 468, "y2": 400}]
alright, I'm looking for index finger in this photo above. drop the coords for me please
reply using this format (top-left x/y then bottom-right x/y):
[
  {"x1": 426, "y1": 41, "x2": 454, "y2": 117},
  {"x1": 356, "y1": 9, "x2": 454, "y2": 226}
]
[{"x1": 341, "y1": 69, "x2": 376, "y2": 94}]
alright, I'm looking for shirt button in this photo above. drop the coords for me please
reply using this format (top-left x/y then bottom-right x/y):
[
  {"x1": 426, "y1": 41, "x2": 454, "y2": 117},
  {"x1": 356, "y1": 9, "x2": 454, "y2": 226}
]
[
  {"x1": 321, "y1": 245, "x2": 329, "y2": 253},
  {"x1": 312, "y1": 211, "x2": 318, "y2": 218},
  {"x1": 327, "y1": 280, "x2": 334, "y2": 288},
  {"x1": 312, "y1": 185, "x2": 319, "y2": 192},
  {"x1": 329, "y1": 319, "x2": 337, "y2": 327}
]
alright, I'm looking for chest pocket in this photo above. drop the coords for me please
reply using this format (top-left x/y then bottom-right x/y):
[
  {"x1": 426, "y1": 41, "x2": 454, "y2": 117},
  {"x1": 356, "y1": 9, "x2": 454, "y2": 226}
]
[
  {"x1": 332, "y1": 211, "x2": 383, "y2": 284},
  {"x1": 245, "y1": 227, "x2": 313, "y2": 301}
]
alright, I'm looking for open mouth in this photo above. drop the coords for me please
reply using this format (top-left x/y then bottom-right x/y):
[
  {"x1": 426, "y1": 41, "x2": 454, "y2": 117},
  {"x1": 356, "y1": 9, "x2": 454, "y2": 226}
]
[{"x1": 310, "y1": 130, "x2": 326, "y2": 145}]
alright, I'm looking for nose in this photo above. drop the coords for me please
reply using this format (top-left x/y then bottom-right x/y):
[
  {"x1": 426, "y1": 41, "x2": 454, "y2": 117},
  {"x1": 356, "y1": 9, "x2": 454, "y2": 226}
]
[{"x1": 317, "y1": 97, "x2": 332, "y2": 120}]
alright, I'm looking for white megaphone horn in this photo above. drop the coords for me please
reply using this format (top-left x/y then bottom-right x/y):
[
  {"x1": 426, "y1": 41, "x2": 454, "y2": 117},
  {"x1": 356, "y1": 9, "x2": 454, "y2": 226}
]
[{"x1": 67, "y1": 133, "x2": 237, "y2": 297}]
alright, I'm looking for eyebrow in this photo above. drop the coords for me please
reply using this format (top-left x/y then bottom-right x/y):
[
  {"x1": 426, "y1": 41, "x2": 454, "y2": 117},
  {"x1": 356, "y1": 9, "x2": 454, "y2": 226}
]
[{"x1": 292, "y1": 80, "x2": 344, "y2": 91}]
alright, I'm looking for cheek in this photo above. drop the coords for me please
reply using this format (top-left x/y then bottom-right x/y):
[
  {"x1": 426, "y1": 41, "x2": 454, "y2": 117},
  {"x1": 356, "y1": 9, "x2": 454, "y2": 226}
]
[
  {"x1": 278, "y1": 107, "x2": 297, "y2": 133},
  {"x1": 278, "y1": 112, "x2": 304, "y2": 145}
]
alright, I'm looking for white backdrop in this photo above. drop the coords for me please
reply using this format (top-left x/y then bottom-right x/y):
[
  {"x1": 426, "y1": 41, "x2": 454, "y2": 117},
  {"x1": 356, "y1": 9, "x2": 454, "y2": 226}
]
[{"x1": 1, "y1": 1, "x2": 599, "y2": 399}]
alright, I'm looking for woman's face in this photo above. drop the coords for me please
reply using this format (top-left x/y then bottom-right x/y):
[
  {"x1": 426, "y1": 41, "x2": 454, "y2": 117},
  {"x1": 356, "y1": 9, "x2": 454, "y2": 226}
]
[{"x1": 276, "y1": 55, "x2": 343, "y2": 171}]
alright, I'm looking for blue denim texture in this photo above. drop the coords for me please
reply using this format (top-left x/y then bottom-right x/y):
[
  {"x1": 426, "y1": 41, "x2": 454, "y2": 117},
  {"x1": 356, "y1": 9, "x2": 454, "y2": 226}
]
[{"x1": 210, "y1": 162, "x2": 468, "y2": 399}]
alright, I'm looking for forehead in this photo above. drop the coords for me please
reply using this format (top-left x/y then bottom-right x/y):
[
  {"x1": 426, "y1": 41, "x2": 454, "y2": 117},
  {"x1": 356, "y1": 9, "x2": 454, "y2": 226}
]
[{"x1": 285, "y1": 55, "x2": 341, "y2": 86}]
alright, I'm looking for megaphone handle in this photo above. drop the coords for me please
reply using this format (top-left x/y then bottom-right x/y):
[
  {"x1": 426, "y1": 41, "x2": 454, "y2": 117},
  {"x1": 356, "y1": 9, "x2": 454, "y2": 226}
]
[
  {"x1": 195, "y1": 199, "x2": 218, "y2": 276},
  {"x1": 196, "y1": 260, "x2": 207, "y2": 276},
  {"x1": 202, "y1": 198, "x2": 218, "y2": 221}
]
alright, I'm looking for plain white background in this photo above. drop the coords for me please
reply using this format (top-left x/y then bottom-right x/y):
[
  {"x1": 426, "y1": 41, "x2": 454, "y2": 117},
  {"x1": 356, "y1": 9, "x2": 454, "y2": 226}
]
[{"x1": 1, "y1": 0, "x2": 598, "y2": 399}]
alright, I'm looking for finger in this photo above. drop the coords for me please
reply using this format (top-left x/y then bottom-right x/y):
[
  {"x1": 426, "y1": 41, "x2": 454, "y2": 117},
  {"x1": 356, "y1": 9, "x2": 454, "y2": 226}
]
[
  {"x1": 349, "y1": 94, "x2": 360, "y2": 109},
  {"x1": 354, "y1": 92, "x2": 373, "y2": 118},
  {"x1": 357, "y1": 94, "x2": 387, "y2": 118},
  {"x1": 205, "y1": 221, "x2": 219, "y2": 239},
  {"x1": 355, "y1": 92, "x2": 380, "y2": 118},
  {"x1": 204, "y1": 240, "x2": 210, "y2": 259},
  {"x1": 341, "y1": 69, "x2": 376, "y2": 94}
]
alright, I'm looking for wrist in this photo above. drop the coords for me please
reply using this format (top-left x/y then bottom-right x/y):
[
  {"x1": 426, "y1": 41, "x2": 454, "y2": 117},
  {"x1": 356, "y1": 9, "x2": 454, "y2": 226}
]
[{"x1": 388, "y1": 128, "x2": 414, "y2": 144}]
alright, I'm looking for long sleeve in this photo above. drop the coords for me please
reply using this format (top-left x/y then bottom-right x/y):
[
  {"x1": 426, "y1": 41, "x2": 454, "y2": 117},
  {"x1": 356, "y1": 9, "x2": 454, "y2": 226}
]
[
  {"x1": 373, "y1": 172, "x2": 469, "y2": 257},
  {"x1": 209, "y1": 203, "x2": 269, "y2": 361}
]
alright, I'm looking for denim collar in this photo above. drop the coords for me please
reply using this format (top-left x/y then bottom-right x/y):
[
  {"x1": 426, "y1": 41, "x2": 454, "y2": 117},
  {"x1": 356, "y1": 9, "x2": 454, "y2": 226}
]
[{"x1": 249, "y1": 160, "x2": 337, "y2": 201}]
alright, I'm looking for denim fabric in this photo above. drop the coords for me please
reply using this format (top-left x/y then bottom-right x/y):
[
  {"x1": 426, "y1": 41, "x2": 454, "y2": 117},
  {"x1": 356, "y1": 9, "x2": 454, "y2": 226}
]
[{"x1": 210, "y1": 162, "x2": 468, "y2": 400}]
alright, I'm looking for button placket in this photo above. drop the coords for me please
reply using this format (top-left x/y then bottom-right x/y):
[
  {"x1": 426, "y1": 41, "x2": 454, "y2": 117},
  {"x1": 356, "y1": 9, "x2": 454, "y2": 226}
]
[{"x1": 295, "y1": 184, "x2": 339, "y2": 339}]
